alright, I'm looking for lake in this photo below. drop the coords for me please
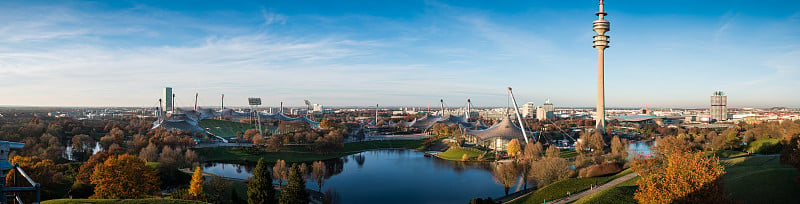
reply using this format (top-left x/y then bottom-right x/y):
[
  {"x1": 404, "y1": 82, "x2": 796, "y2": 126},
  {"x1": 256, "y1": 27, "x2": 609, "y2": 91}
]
[
  {"x1": 203, "y1": 149, "x2": 508, "y2": 204},
  {"x1": 201, "y1": 141, "x2": 656, "y2": 203}
]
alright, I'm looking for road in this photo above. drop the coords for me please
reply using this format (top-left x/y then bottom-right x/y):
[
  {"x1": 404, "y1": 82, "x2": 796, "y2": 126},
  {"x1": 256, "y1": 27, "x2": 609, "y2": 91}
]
[{"x1": 550, "y1": 172, "x2": 639, "y2": 204}]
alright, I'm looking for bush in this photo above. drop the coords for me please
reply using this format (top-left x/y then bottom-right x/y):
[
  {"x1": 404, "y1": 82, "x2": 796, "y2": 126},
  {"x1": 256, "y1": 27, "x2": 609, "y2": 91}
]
[
  {"x1": 579, "y1": 162, "x2": 623, "y2": 178},
  {"x1": 747, "y1": 138, "x2": 783, "y2": 154}
]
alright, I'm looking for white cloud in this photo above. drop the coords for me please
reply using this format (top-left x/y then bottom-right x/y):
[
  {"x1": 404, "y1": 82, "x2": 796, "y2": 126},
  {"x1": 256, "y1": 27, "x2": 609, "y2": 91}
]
[{"x1": 261, "y1": 8, "x2": 287, "y2": 25}]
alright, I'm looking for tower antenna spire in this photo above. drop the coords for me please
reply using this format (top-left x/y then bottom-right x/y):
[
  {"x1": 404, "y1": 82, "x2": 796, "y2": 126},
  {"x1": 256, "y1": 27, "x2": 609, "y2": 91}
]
[{"x1": 593, "y1": 0, "x2": 610, "y2": 133}]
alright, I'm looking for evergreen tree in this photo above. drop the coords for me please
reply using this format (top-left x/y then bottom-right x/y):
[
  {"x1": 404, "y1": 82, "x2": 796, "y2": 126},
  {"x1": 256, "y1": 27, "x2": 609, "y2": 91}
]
[
  {"x1": 248, "y1": 158, "x2": 276, "y2": 204},
  {"x1": 279, "y1": 164, "x2": 310, "y2": 204}
]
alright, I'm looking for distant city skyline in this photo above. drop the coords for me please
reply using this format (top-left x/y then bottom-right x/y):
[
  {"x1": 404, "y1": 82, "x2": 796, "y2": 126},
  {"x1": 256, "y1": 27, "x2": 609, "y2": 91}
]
[{"x1": 1, "y1": 0, "x2": 798, "y2": 108}]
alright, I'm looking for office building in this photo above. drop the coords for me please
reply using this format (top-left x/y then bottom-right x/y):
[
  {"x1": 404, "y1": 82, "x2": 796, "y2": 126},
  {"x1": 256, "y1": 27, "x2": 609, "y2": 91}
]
[{"x1": 711, "y1": 91, "x2": 728, "y2": 121}]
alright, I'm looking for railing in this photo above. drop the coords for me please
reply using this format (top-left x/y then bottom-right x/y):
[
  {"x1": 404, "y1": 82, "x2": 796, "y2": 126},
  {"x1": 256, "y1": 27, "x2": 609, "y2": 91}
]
[{"x1": 3, "y1": 164, "x2": 41, "y2": 204}]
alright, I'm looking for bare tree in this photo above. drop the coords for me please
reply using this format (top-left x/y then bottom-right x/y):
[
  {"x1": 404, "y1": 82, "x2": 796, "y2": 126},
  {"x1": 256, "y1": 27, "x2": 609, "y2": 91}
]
[
  {"x1": 273, "y1": 159, "x2": 288, "y2": 186},
  {"x1": 493, "y1": 162, "x2": 520, "y2": 195},
  {"x1": 312, "y1": 161, "x2": 327, "y2": 192}
]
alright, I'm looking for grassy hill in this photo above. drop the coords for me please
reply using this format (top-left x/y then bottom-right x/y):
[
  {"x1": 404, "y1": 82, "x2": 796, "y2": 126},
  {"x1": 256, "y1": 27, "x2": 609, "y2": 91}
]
[
  {"x1": 509, "y1": 168, "x2": 634, "y2": 204},
  {"x1": 198, "y1": 119, "x2": 275, "y2": 139},
  {"x1": 574, "y1": 154, "x2": 800, "y2": 204},
  {"x1": 42, "y1": 199, "x2": 206, "y2": 204},
  {"x1": 573, "y1": 176, "x2": 640, "y2": 204},
  {"x1": 722, "y1": 154, "x2": 800, "y2": 204}
]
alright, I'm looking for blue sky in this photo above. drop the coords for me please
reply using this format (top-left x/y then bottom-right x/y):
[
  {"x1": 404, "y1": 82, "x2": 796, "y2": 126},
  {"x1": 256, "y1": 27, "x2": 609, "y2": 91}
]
[{"x1": 0, "y1": 0, "x2": 798, "y2": 108}]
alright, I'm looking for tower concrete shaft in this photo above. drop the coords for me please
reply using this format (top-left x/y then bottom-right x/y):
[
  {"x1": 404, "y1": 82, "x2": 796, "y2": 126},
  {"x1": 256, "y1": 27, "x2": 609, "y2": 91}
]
[{"x1": 593, "y1": 0, "x2": 610, "y2": 133}]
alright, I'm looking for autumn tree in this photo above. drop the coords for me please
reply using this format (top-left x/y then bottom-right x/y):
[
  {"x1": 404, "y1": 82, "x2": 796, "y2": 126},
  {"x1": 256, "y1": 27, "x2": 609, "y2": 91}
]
[
  {"x1": 588, "y1": 131, "x2": 605, "y2": 156},
  {"x1": 279, "y1": 164, "x2": 310, "y2": 204},
  {"x1": 244, "y1": 129, "x2": 260, "y2": 141},
  {"x1": 71, "y1": 134, "x2": 94, "y2": 161},
  {"x1": 312, "y1": 161, "x2": 327, "y2": 192},
  {"x1": 608, "y1": 135, "x2": 629, "y2": 162},
  {"x1": 492, "y1": 162, "x2": 519, "y2": 195},
  {"x1": 267, "y1": 136, "x2": 283, "y2": 152},
  {"x1": 633, "y1": 151, "x2": 727, "y2": 203},
  {"x1": 189, "y1": 166, "x2": 204, "y2": 198},
  {"x1": 529, "y1": 157, "x2": 572, "y2": 187},
  {"x1": 507, "y1": 139, "x2": 521, "y2": 157},
  {"x1": 273, "y1": 160, "x2": 288, "y2": 186},
  {"x1": 632, "y1": 136, "x2": 728, "y2": 203},
  {"x1": 253, "y1": 135, "x2": 267, "y2": 146},
  {"x1": 6, "y1": 155, "x2": 70, "y2": 200},
  {"x1": 75, "y1": 151, "x2": 111, "y2": 186},
  {"x1": 522, "y1": 142, "x2": 543, "y2": 161},
  {"x1": 90, "y1": 154, "x2": 160, "y2": 199},
  {"x1": 248, "y1": 158, "x2": 276, "y2": 204},
  {"x1": 781, "y1": 135, "x2": 800, "y2": 185},
  {"x1": 517, "y1": 160, "x2": 533, "y2": 190},
  {"x1": 319, "y1": 119, "x2": 333, "y2": 129},
  {"x1": 545, "y1": 145, "x2": 561, "y2": 158}
]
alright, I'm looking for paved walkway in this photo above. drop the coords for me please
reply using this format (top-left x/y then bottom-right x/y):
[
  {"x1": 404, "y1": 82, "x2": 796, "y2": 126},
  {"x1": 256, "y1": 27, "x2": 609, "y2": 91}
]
[{"x1": 550, "y1": 172, "x2": 639, "y2": 204}]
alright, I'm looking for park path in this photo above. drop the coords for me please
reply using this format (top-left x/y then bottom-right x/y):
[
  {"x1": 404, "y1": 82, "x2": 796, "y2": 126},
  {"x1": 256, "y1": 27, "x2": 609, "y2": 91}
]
[{"x1": 549, "y1": 172, "x2": 638, "y2": 204}]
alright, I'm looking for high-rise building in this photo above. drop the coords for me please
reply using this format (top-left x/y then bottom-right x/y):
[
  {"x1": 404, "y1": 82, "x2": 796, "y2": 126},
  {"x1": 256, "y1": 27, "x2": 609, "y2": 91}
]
[
  {"x1": 163, "y1": 87, "x2": 173, "y2": 112},
  {"x1": 710, "y1": 91, "x2": 728, "y2": 121},
  {"x1": 537, "y1": 99, "x2": 555, "y2": 121},
  {"x1": 593, "y1": 0, "x2": 610, "y2": 133},
  {"x1": 313, "y1": 104, "x2": 323, "y2": 113},
  {"x1": 541, "y1": 98, "x2": 554, "y2": 112},
  {"x1": 521, "y1": 102, "x2": 536, "y2": 118}
]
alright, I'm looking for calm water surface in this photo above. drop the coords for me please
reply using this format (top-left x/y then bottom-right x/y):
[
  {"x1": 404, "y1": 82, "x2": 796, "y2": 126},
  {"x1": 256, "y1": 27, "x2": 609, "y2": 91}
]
[
  {"x1": 203, "y1": 150, "x2": 506, "y2": 204},
  {"x1": 203, "y1": 141, "x2": 656, "y2": 203},
  {"x1": 628, "y1": 140, "x2": 655, "y2": 159}
]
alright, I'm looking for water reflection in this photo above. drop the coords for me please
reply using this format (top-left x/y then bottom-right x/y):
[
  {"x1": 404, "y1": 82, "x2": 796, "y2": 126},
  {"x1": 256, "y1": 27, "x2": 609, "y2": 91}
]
[
  {"x1": 203, "y1": 149, "x2": 504, "y2": 203},
  {"x1": 628, "y1": 140, "x2": 656, "y2": 159},
  {"x1": 63, "y1": 141, "x2": 102, "y2": 161}
]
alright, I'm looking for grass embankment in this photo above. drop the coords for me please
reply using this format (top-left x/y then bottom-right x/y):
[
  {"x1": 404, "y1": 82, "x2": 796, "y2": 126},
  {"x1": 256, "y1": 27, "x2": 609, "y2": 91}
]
[
  {"x1": 746, "y1": 138, "x2": 783, "y2": 154},
  {"x1": 703, "y1": 150, "x2": 748, "y2": 158},
  {"x1": 42, "y1": 199, "x2": 206, "y2": 204},
  {"x1": 509, "y1": 168, "x2": 634, "y2": 204},
  {"x1": 198, "y1": 119, "x2": 275, "y2": 139},
  {"x1": 197, "y1": 139, "x2": 425, "y2": 163},
  {"x1": 574, "y1": 176, "x2": 640, "y2": 204},
  {"x1": 437, "y1": 147, "x2": 485, "y2": 161},
  {"x1": 573, "y1": 154, "x2": 800, "y2": 204},
  {"x1": 721, "y1": 155, "x2": 800, "y2": 204}
]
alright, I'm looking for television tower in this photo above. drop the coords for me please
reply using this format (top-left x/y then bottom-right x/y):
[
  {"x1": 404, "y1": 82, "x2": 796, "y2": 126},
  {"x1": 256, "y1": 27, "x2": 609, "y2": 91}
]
[{"x1": 593, "y1": 0, "x2": 610, "y2": 133}]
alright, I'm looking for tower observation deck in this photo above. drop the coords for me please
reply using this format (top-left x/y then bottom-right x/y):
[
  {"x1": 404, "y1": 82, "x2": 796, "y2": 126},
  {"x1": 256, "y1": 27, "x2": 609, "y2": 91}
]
[{"x1": 593, "y1": 0, "x2": 610, "y2": 133}]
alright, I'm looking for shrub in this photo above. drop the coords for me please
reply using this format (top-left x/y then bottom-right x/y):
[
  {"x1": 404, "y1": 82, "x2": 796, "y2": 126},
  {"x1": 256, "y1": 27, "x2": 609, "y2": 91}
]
[{"x1": 579, "y1": 162, "x2": 623, "y2": 178}]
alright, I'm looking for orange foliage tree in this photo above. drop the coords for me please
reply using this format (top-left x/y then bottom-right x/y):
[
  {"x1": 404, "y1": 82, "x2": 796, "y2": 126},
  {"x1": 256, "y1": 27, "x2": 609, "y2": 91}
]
[
  {"x1": 189, "y1": 166, "x2": 204, "y2": 197},
  {"x1": 90, "y1": 154, "x2": 160, "y2": 199},
  {"x1": 632, "y1": 137, "x2": 728, "y2": 203},
  {"x1": 506, "y1": 139, "x2": 521, "y2": 157}
]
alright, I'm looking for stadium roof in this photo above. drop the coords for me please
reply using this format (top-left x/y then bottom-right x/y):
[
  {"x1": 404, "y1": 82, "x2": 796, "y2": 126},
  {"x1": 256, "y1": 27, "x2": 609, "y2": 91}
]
[{"x1": 465, "y1": 116, "x2": 527, "y2": 142}]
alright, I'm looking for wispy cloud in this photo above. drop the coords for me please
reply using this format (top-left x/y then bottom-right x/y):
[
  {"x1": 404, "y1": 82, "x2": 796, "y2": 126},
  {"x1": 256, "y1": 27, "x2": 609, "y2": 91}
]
[{"x1": 260, "y1": 8, "x2": 287, "y2": 25}]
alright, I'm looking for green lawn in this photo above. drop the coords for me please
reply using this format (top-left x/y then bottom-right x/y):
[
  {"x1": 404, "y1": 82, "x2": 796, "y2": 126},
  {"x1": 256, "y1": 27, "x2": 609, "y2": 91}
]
[
  {"x1": 560, "y1": 150, "x2": 578, "y2": 159},
  {"x1": 721, "y1": 155, "x2": 800, "y2": 204},
  {"x1": 569, "y1": 155, "x2": 800, "y2": 204},
  {"x1": 703, "y1": 150, "x2": 748, "y2": 158},
  {"x1": 509, "y1": 168, "x2": 634, "y2": 204},
  {"x1": 197, "y1": 139, "x2": 425, "y2": 163},
  {"x1": 42, "y1": 199, "x2": 206, "y2": 204},
  {"x1": 574, "y1": 176, "x2": 640, "y2": 204},
  {"x1": 746, "y1": 138, "x2": 782, "y2": 154},
  {"x1": 198, "y1": 119, "x2": 276, "y2": 139},
  {"x1": 436, "y1": 147, "x2": 485, "y2": 161}
]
